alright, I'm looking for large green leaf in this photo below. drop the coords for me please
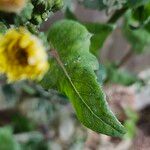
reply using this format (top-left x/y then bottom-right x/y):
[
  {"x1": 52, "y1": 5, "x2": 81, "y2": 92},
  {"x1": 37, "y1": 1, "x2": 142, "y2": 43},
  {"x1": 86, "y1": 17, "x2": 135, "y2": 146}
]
[
  {"x1": 41, "y1": 20, "x2": 126, "y2": 137},
  {"x1": 65, "y1": 8, "x2": 114, "y2": 57}
]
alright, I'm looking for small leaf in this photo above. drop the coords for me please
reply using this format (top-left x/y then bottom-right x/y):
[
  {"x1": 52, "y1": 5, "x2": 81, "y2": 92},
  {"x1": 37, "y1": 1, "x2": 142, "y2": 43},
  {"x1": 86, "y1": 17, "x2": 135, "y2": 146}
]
[
  {"x1": 123, "y1": 10, "x2": 150, "y2": 53},
  {"x1": 0, "y1": 127, "x2": 21, "y2": 150},
  {"x1": 132, "y1": 2, "x2": 150, "y2": 24},
  {"x1": 41, "y1": 20, "x2": 126, "y2": 137},
  {"x1": 123, "y1": 108, "x2": 138, "y2": 139},
  {"x1": 0, "y1": 22, "x2": 7, "y2": 34},
  {"x1": 14, "y1": 3, "x2": 34, "y2": 25}
]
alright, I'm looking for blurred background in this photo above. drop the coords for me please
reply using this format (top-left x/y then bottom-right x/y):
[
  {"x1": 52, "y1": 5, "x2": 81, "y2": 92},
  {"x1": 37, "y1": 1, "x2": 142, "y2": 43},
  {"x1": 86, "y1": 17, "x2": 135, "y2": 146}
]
[{"x1": 0, "y1": 0, "x2": 150, "y2": 150}]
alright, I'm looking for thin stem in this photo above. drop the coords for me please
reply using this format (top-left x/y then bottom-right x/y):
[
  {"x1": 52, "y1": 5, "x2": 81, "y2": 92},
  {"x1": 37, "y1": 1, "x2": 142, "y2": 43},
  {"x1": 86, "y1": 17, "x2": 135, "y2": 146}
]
[
  {"x1": 108, "y1": 8, "x2": 128, "y2": 23},
  {"x1": 118, "y1": 48, "x2": 133, "y2": 68}
]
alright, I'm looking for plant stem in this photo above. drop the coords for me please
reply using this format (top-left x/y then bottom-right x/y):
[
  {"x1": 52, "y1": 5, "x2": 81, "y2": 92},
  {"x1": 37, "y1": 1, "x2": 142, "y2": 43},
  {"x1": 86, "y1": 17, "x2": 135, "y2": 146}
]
[
  {"x1": 107, "y1": 7, "x2": 134, "y2": 68},
  {"x1": 118, "y1": 48, "x2": 133, "y2": 68},
  {"x1": 108, "y1": 8, "x2": 128, "y2": 23}
]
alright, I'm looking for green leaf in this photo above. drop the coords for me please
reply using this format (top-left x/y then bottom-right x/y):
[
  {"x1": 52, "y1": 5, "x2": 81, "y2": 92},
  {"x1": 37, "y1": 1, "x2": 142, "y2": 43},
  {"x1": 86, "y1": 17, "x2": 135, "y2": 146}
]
[
  {"x1": 84, "y1": 22, "x2": 115, "y2": 57},
  {"x1": 41, "y1": 20, "x2": 126, "y2": 137},
  {"x1": 105, "y1": 64, "x2": 141, "y2": 86},
  {"x1": 125, "y1": 28, "x2": 150, "y2": 53},
  {"x1": 78, "y1": 0, "x2": 150, "y2": 11},
  {"x1": 0, "y1": 127, "x2": 21, "y2": 150},
  {"x1": 123, "y1": 10, "x2": 150, "y2": 53},
  {"x1": 127, "y1": 0, "x2": 150, "y2": 8},
  {"x1": 145, "y1": 21, "x2": 150, "y2": 33},
  {"x1": 123, "y1": 108, "x2": 138, "y2": 139},
  {"x1": 0, "y1": 22, "x2": 7, "y2": 34},
  {"x1": 14, "y1": 3, "x2": 34, "y2": 25},
  {"x1": 65, "y1": 8, "x2": 115, "y2": 57},
  {"x1": 78, "y1": 0, "x2": 125, "y2": 11},
  {"x1": 132, "y1": 2, "x2": 150, "y2": 24},
  {"x1": 12, "y1": 113, "x2": 36, "y2": 133},
  {"x1": 22, "y1": 139, "x2": 49, "y2": 150}
]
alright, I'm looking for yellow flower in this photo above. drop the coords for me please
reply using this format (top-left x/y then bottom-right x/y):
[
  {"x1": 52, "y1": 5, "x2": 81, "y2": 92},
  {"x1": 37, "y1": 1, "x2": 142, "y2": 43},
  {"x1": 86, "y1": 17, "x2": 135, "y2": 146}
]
[
  {"x1": 0, "y1": 0, "x2": 26, "y2": 13},
  {"x1": 0, "y1": 28, "x2": 49, "y2": 82}
]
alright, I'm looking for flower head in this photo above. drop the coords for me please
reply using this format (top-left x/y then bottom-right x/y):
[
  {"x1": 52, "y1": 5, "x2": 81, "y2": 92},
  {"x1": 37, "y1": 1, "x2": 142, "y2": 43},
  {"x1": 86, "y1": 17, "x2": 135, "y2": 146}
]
[
  {"x1": 0, "y1": 0, "x2": 26, "y2": 13},
  {"x1": 0, "y1": 28, "x2": 49, "y2": 82}
]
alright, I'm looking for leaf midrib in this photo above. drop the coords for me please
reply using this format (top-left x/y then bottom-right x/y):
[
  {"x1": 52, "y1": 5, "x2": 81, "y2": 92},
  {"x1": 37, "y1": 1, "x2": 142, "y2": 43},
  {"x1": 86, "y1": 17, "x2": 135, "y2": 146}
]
[{"x1": 52, "y1": 49, "x2": 123, "y2": 134}]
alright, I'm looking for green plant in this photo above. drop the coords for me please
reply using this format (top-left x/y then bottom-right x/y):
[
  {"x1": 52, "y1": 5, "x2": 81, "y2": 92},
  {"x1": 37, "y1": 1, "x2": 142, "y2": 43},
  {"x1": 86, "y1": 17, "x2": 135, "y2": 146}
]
[{"x1": 0, "y1": 0, "x2": 149, "y2": 148}]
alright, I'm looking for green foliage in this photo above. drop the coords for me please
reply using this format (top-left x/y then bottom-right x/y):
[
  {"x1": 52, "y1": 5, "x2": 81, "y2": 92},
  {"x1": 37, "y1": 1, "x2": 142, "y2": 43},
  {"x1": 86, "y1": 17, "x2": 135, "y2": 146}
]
[
  {"x1": 12, "y1": 114, "x2": 36, "y2": 133},
  {"x1": 41, "y1": 20, "x2": 126, "y2": 137},
  {"x1": 124, "y1": 27, "x2": 150, "y2": 53},
  {"x1": 84, "y1": 22, "x2": 115, "y2": 57},
  {"x1": 0, "y1": 127, "x2": 21, "y2": 150},
  {"x1": 132, "y1": 1, "x2": 150, "y2": 25},
  {"x1": 127, "y1": 0, "x2": 150, "y2": 8},
  {"x1": 0, "y1": 22, "x2": 7, "y2": 34},
  {"x1": 78, "y1": 0, "x2": 150, "y2": 12},
  {"x1": 15, "y1": 3, "x2": 34, "y2": 25},
  {"x1": 145, "y1": 22, "x2": 150, "y2": 33},
  {"x1": 65, "y1": 8, "x2": 115, "y2": 57},
  {"x1": 22, "y1": 138, "x2": 49, "y2": 150},
  {"x1": 30, "y1": 0, "x2": 63, "y2": 25},
  {"x1": 0, "y1": 0, "x2": 149, "y2": 143},
  {"x1": 123, "y1": 10, "x2": 150, "y2": 53},
  {"x1": 0, "y1": 0, "x2": 63, "y2": 34},
  {"x1": 124, "y1": 108, "x2": 138, "y2": 139},
  {"x1": 105, "y1": 64, "x2": 142, "y2": 86}
]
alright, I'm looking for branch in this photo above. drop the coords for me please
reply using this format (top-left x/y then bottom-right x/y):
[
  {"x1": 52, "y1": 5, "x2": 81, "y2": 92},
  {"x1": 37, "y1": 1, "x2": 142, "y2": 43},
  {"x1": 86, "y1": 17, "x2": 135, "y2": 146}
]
[
  {"x1": 108, "y1": 8, "x2": 128, "y2": 23},
  {"x1": 118, "y1": 48, "x2": 133, "y2": 68}
]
